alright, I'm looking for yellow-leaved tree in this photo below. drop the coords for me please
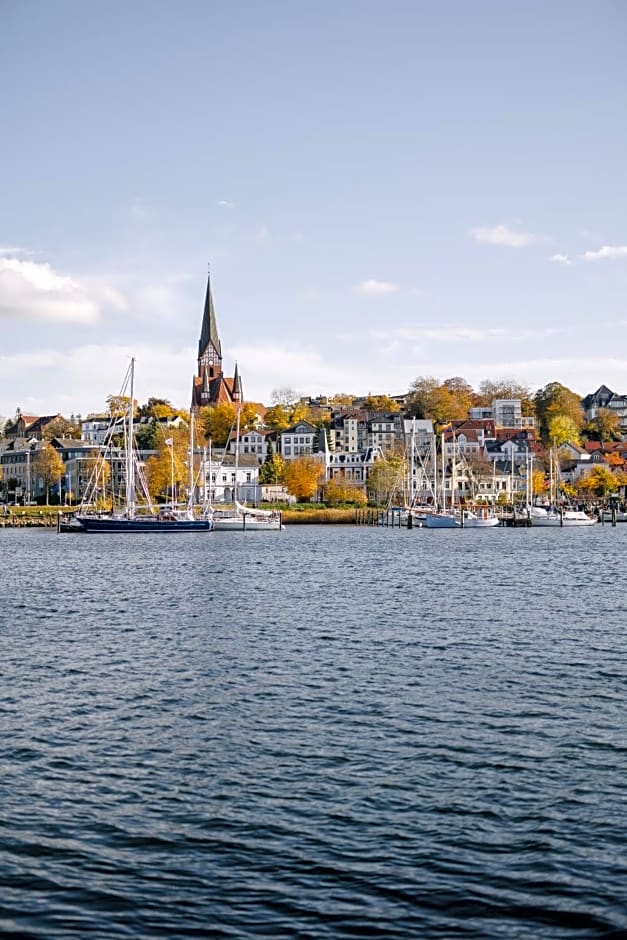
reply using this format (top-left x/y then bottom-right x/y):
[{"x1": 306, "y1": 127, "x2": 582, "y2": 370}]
[
  {"x1": 144, "y1": 429, "x2": 188, "y2": 502},
  {"x1": 33, "y1": 444, "x2": 65, "y2": 504},
  {"x1": 283, "y1": 456, "x2": 325, "y2": 502}
]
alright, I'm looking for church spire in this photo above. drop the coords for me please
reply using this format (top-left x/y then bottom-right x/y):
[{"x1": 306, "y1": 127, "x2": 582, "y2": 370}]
[
  {"x1": 232, "y1": 361, "x2": 242, "y2": 402},
  {"x1": 198, "y1": 268, "x2": 222, "y2": 361}
]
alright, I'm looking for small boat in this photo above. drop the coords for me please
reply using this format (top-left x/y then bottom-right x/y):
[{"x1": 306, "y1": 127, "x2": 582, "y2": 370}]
[{"x1": 529, "y1": 506, "x2": 596, "y2": 527}]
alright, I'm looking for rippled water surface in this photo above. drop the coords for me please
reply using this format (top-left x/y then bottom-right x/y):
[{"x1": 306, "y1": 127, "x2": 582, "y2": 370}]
[{"x1": 1, "y1": 524, "x2": 626, "y2": 938}]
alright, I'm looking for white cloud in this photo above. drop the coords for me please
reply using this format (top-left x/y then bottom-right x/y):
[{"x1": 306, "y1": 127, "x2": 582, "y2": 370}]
[
  {"x1": 550, "y1": 254, "x2": 572, "y2": 265},
  {"x1": 0, "y1": 258, "x2": 124, "y2": 324},
  {"x1": 583, "y1": 245, "x2": 627, "y2": 261},
  {"x1": 471, "y1": 224, "x2": 539, "y2": 247},
  {"x1": 0, "y1": 343, "x2": 197, "y2": 417},
  {"x1": 217, "y1": 200, "x2": 235, "y2": 208},
  {"x1": 255, "y1": 225, "x2": 271, "y2": 245},
  {"x1": 353, "y1": 279, "x2": 399, "y2": 296},
  {"x1": 0, "y1": 245, "x2": 29, "y2": 257}
]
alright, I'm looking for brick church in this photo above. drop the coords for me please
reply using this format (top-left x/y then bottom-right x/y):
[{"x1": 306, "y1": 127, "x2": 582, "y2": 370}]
[{"x1": 191, "y1": 273, "x2": 243, "y2": 411}]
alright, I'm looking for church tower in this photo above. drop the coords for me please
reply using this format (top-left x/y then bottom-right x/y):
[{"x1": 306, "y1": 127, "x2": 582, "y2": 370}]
[{"x1": 191, "y1": 272, "x2": 243, "y2": 411}]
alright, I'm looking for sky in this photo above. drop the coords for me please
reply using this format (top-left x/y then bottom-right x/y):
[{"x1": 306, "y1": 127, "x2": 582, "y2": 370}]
[{"x1": 2, "y1": 0, "x2": 627, "y2": 421}]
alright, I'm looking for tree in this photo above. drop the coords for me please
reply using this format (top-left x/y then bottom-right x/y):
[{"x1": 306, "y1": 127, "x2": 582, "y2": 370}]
[
  {"x1": 263, "y1": 404, "x2": 292, "y2": 432},
  {"x1": 144, "y1": 430, "x2": 188, "y2": 501},
  {"x1": 363, "y1": 395, "x2": 400, "y2": 413},
  {"x1": 578, "y1": 465, "x2": 621, "y2": 497},
  {"x1": 106, "y1": 394, "x2": 137, "y2": 418},
  {"x1": 366, "y1": 454, "x2": 406, "y2": 505},
  {"x1": 42, "y1": 416, "x2": 81, "y2": 441},
  {"x1": 137, "y1": 397, "x2": 176, "y2": 419},
  {"x1": 197, "y1": 403, "x2": 237, "y2": 448},
  {"x1": 240, "y1": 402, "x2": 260, "y2": 430},
  {"x1": 322, "y1": 480, "x2": 367, "y2": 506},
  {"x1": 81, "y1": 453, "x2": 111, "y2": 506},
  {"x1": 33, "y1": 444, "x2": 65, "y2": 504},
  {"x1": 585, "y1": 408, "x2": 622, "y2": 442},
  {"x1": 477, "y1": 378, "x2": 534, "y2": 413},
  {"x1": 271, "y1": 386, "x2": 300, "y2": 407},
  {"x1": 406, "y1": 376, "x2": 472, "y2": 427},
  {"x1": 534, "y1": 382, "x2": 584, "y2": 443},
  {"x1": 258, "y1": 442, "x2": 286, "y2": 484},
  {"x1": 549, "y1": 415, "x2": 582, "y2": 447},
  {"x1": 283, "y1": 456, "x2": 325, "y2": 502},
  {"x1": 329, "y1": 393, "x2": 356, "y2": 407}
]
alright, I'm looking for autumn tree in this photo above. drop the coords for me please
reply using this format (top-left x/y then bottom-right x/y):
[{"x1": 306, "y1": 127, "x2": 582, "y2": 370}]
[
  {"x1": 534, "y1": 382, "x2": 584, "y2": 444},
  {"x1": 42, "y1": 416, "x2": 81, "y2": 441},
  {"x1": 362, "y1": 394, "x2": 400, "y2": 413},
  {"x1": 322, "y1": 479, "x2": 367, "y2": 507},
  {"x1": 137, "y1": 397, "x2": 177, "y2": 419},
  {"x1": 550, "y1": 415, "x2": 582, "y2": 447},
  {"x1": 584, "y1": 408, "x2": 622, "y2": 442},
  {"x1": 144, "y1": 429, "x2": 189, "y2": 501},
  {"x1": 106, "y1": 394, "x2": 137, "y2": 418},
  {"x1": 197, "y1": 403, "x2": 237, "y2": 448},
  {"x1": 264, "y1": 404, "x2": 292, "y2": 433},
  {"x1": 477, "y1": 378, "x2": 534, "y2": 413},
  {"x1": 329, "y1": 393, "x2": 356, "y2": 407},
  {"x1": 34, "y1": 444, "x2": 66, "y2": 503},
  {"x1": 406, "y1": 376, "x2": 473, "y2": 427},
  {"x1": 578, "y1": 465, "x2": 621, "y2": 497},
  {"x1": 283, "y1": 456, "x2": 325, "y2": 502}
]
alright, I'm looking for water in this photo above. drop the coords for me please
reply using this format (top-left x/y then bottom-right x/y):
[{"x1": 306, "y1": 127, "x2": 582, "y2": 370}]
[{"x1": 1, "y1": 524, "x2": 626, "y2": 938}]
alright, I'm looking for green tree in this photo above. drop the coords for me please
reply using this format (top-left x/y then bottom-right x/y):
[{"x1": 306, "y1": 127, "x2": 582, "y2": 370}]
[
  {"x1": 137, "y1": 397, "x2": 176, "y2": 419},
  {"x1": 366, "y1": 454, "x2": 406, "y2": 505},
  {"x1": 283, "y1": 456, "x2": 325, "y2": 502},
  {"x1": 258, "y1": 441, "x2": 286, "y2": 484},
  {"x1": 534, "y1": 382, "x2": 584, "y2": 443},
  {"x1": 33, "y1": 444, "x2": 65, "y2": 504}
]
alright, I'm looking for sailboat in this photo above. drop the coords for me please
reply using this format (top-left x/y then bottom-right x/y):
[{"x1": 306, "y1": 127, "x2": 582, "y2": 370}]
[
  {"x1": 529, "y1": 448, "x2": 596, "y2": 527},
  {"x1": 210, "y1": 405, "x2": 284, "y2": 532},
  {"x1": 425, "y1": 430, "x2": 499, "y2": 528},
  {"x1": 73, "y1": 359, "x2": 212, "y2": 532}
]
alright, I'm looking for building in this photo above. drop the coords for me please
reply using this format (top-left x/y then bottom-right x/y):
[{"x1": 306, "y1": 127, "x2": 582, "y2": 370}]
[{"x1": 191, "y1": 273, "x2": 242, "y2": 411}]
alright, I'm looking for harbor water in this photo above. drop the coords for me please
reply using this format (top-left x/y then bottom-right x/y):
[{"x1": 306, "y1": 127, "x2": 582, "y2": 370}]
[{"x1": 1, "y1": 525, "x2": 626, "y2": 938}]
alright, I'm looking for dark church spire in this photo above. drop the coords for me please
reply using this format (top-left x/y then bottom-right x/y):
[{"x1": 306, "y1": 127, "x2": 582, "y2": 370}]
[{"x1": 198, "y1": 269, "x2": 222, "y2": 361}]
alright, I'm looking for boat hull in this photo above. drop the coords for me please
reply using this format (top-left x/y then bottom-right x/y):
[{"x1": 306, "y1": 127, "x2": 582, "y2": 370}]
[
  {"x1": 76, "y1": 516, "x2": 212, "y2": 532},
  {"x1": 212, "y1": 513, "x2": 283, "y2": 531}
]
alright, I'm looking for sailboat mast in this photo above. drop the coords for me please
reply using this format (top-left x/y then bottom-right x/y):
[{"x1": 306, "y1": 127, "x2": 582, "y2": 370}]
[
  {"x1": 127, "y1": 357, "x2": 136, "y2": 518},
  {"x1": 189, "y1": 410, "x2": 195, "y2": 509}
]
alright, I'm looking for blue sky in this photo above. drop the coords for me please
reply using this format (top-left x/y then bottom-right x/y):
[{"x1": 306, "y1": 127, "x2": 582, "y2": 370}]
[{"x1": 2, "y1": 0, "x2": 627, "y2": 420}]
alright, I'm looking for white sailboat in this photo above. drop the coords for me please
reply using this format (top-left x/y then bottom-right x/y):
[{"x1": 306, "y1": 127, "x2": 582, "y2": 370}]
[
  {"x1": 210, "y1": 405, "x2": 284, "y2": 531},
  {"x1": 425, "y1": 430, "x2": 499, "y2": 528},
  {"x1": 529, "y1": 448, "x2": 596, "y2": 527}
]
